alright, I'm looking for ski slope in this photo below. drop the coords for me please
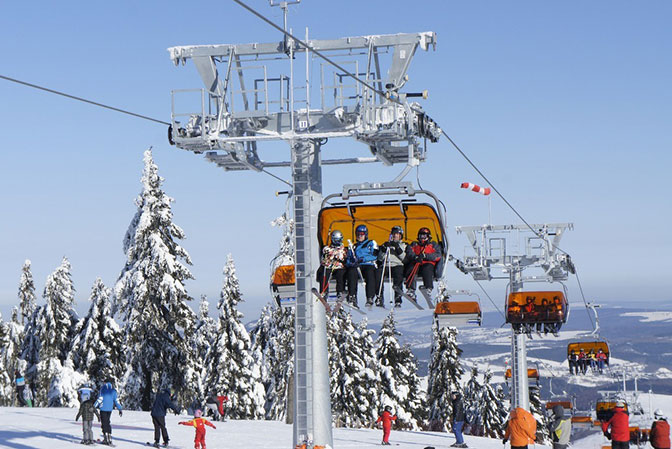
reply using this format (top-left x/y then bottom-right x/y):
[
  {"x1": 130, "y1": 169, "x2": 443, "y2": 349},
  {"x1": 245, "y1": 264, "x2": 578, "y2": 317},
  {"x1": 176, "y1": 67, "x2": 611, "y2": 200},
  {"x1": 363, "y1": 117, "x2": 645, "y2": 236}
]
[{"x1": 0, "y1": 407, "x2": 551, "y2": 449}]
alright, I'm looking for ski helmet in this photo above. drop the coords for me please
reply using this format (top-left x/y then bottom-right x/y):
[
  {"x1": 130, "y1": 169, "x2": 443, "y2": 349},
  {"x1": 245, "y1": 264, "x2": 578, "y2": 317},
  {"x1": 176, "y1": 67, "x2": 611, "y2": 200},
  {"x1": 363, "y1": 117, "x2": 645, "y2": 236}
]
[
  {"x1": 194, "y1": 409, "x2": 202, "y2": 418},
  {"x1": 390, "y1": 225, "x2": 404, "y2": 237},
  {"x1": 355, "y1": 224, "x2": 368, "y2": 239},
  {"x1": 615, "y1": 400, "x2": 625, "y2": 408},
  {"x1": 417, "y1": 227, "x2": 431, "y2": 243},
  {"x1": 331, "y1": 230, "x2": 344, "y2": 245},
  {"x1": 384, "y1": 405, "x2": 392, "y2": 412},
  {"x1": 654, "y1": 409, "x2": 666, "y2": 420}
]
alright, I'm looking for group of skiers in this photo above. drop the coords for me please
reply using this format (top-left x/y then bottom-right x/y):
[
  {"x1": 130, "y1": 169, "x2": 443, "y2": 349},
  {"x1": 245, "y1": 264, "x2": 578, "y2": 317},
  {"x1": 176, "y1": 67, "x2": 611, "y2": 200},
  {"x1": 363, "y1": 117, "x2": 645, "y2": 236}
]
[
  {"x1": 70, "y1": 380, "x2": 221, "y2": 449},
  {"x1": 507, "y1": 295, "x2": 565, "y2": 337},
  {"x1": 317, "y1": 225, "x2": 442, "y2": 308},
  {"x1": 568, "y1": 348, "x2": 609, "y2": 375}
]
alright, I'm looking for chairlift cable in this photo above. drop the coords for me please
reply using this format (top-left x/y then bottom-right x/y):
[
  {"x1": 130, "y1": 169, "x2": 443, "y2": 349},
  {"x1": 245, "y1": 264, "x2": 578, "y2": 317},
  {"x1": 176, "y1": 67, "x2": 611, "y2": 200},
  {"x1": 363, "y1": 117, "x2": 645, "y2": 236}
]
[
  {"x1": 474, "y1": 279, "x2": 506, "y2": 321},
  {"x1": 0, "y1": 74, "x2": 170, "y2": 126}
]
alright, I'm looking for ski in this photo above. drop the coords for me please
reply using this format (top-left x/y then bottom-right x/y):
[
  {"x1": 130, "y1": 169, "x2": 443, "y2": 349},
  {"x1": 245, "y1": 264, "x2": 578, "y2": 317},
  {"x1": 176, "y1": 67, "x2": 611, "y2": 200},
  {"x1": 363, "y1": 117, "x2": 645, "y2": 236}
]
[
  {"x1": 418, "y1": 286, "x2": 435, "y2": 308},
  {"x1": 145, "y1": 443, "x2": 172, "y2": 448},
  {"x1": 311, "y1": 287, "x2": 332, "y2": 314},
  {"x1": 341, "y1": 299, "x2": 366, "y2": 315},
  {"x1": 393, "y1": 287, "x2": 423, "y2": 310},
  {"x1": 96, "y1": 440, "x2": 115, "y2": 447}
]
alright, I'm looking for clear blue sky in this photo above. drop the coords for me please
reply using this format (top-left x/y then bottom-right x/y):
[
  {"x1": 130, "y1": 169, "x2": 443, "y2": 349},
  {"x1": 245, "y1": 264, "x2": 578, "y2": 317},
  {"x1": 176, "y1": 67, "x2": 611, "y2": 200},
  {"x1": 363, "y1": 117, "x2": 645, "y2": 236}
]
[{"x1": 1, "y1": 1, "x2": 670, "y2": 321}]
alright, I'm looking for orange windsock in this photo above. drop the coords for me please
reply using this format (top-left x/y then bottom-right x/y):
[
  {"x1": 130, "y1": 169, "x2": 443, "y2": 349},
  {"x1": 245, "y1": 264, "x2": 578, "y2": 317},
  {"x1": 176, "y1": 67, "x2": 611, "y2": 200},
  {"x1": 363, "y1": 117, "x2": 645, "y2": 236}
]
[{"x1": 461, "y1": 182, "x2": 491, "y2": 196}]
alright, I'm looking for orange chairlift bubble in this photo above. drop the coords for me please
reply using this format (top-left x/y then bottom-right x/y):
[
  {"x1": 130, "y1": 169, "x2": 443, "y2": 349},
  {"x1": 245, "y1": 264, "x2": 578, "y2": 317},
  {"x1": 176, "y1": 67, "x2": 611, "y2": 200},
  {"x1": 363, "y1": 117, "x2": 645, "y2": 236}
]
[
  {"x1": 318, "y1": 182, "x2": 448, "y2": 296},
  {"x1": 505, "y1": 290, "x2": 568, "y2": 326},
  {"x1": 434, "y1": 290, "x2": 482, "y2": 328},
  {"x1": 596, "y1": 399, "x2": 628, "y2": 422},
  {"x1": 271, "y1": 264, "x2": 296, "y2": 307},
  {"x1": 567, "y1": 341, "x2": 610, "y2": 363}
]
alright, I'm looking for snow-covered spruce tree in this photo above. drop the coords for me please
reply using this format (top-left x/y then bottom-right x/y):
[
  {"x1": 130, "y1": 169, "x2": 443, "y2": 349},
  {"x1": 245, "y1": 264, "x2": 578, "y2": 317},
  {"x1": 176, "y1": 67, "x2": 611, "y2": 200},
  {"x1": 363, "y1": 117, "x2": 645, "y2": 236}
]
[
  {"x1": 18, "y1": 260, "x2": 36, "y2": 325},
  {"x1": 208, "y1": 255, "x2": 265, "y2": 419},
  {"x1": 530, "y1": 385, "x2": 550, "y2": 444},
  {"x1": 71, "y1": 278, "x2": 124, "y2": 386},
  {"x1": 426, "y1": 323, "x2": 464, "y2": 432},
  {"x1": 0, "y1": 314, "x2": 11, "y2": 405},
  {"x1": 250, "y1": 303, "x2": 295, "y2": 420},
  {"x1": 375, "y1": 310, "x2": 424, "y2": 429},
  {"x1": 191, "y1": 295, "x2": 217, "y2": 406},
  {"x1": 328, "y1": 311, "x2": 380, "y2": 428},
  {"x1": 1, "y1": 308, "x2": 24, "y2": 405},
  {"x1": 478, "y1": 370, "x2": 507, "y2": 438},
  {"x1": 115, "y1": 148, "x2": 197, "y2": 411},
  {"x1": 42, "y1": 256, "x2": 78, "y2": 363},
  {"x1": 463, "y1": 367, "x2": 483, "y2": 436}
]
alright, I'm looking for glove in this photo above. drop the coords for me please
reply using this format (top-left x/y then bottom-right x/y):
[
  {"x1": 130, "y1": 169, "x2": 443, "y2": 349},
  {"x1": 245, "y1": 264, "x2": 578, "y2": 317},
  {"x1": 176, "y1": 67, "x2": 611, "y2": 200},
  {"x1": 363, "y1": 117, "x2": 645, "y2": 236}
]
[
  {"x1": 118, "y1": 410, "x2": 123, "y2": 417},
  {"x1": 75, "y1": 417, "x2": 79, "y2": 421},
  {"x1": 416, "y1": 253, "x2": 426, "y2": 262},
  {"x1": 502, "y1": 438, "x2": 507, "y2": 445},
  {"x1": 213, "y1": 425, "x2": 217, "y2": 429}
]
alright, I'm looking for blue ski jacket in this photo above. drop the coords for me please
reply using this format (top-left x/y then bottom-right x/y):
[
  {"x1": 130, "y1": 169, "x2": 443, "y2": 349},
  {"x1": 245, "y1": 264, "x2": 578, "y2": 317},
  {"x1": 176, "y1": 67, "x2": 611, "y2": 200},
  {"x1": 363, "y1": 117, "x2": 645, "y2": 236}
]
[
  {"x1": 346, "y1": 239, "x2": 378, "y2": 266},
  {"x1": 95, "y1": 382, "x2": 122, "y2": 412}
]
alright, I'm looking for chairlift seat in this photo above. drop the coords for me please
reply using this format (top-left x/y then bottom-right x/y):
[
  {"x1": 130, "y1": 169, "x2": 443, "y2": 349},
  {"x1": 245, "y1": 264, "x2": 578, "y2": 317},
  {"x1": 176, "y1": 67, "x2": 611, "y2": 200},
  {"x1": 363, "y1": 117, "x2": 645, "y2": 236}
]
[
  {"x1": 546, "y1": 400, "x2": 573, "y2": 410},
  {"x1": 567, "y1": 341, "x2": 610, "y2": 360},
  {"x1": 271, "y1": 265, "x2": 296, "y2": 307},
  {"x1": 505, "y1": 368, "x2": 539, "y2": 380}
]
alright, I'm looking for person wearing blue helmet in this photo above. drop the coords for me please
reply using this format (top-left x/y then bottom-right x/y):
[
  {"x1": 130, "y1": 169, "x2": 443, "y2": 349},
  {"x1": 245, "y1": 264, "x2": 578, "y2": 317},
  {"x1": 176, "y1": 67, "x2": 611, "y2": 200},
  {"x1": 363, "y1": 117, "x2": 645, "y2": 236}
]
[
  {"x1": 346, "y1": 224, "x2": 379, "y2": 307},
  {"x1": 94, "y1": 380, "x2": 123, "y2": 446}
]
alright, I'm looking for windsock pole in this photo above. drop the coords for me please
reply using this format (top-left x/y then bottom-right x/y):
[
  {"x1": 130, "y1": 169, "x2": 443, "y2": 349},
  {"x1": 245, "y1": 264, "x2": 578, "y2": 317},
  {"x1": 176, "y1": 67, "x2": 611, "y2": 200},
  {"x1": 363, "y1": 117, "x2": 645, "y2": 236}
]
[{"x1": 461, "y1": 182, "x2": 492, "y2": 225}]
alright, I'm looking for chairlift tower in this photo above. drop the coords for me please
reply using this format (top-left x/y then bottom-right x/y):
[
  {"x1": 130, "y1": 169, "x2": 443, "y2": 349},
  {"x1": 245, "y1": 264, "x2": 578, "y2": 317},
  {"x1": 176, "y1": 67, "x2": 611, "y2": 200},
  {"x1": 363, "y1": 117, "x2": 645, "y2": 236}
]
[
  {"x1": 167, "y1": 3, "x2": 440, "y2": 447},
  {"x1": 455, "y1": 223, "x2": 574, "y2": 410}
]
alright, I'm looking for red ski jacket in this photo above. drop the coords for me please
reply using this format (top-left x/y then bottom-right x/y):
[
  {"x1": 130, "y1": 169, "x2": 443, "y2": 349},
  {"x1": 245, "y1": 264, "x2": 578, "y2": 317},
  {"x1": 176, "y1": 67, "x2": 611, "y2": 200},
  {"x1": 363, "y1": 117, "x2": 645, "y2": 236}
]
[
  {"x1": 651, "y1": 419, "x2": 671, "y2": 449},
  {"x1": 376, "y1": 411, "x2": 397, "y2": 429},
  {"x1": 216, "y1": 395, "x2": 228, "y2": 415},
  {"x1": 179, "y1": 417, "x2": 216, "y2": 436},
  {"x1": 408, "y1": 241, "x2": 441, "y2": 266},
  {"x1": 601, "y1": 407, "x2": 629, "y2": 442}
]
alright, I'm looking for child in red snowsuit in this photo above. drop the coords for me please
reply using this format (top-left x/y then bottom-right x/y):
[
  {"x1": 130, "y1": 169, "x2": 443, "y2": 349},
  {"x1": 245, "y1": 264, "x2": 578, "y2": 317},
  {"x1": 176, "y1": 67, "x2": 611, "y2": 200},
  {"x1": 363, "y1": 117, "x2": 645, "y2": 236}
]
[
  {"x1": 179, "y1": 410, "x2": 216, "y2": 449},
  {"x1": 376, "y1": 406, "x2": 397, "y2": 445}
]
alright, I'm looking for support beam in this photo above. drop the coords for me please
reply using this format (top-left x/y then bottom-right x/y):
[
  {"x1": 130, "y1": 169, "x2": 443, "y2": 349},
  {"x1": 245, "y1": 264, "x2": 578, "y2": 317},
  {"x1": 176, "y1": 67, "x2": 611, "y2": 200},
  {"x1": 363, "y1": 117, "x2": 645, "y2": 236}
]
[{"x1": 291, "y1": 139, "x2": 332, "y2": 449}]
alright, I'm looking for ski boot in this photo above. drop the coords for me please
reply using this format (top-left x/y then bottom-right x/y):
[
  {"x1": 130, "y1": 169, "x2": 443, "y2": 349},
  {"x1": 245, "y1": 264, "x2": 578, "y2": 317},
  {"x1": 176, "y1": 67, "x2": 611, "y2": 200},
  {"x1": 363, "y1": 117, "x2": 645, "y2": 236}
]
[
  {"x1": 365, "y1": 297, "x2": 374, "y2": 307},
  {"x1": 394, "y1": 301, "x2": 402, "y2": 308},
  {"x1": 348, "y1": 295, "x2": 359, "y2": 309},
  {"x1": 375, "y1": 295, "x2": 384, "y2": 307}
]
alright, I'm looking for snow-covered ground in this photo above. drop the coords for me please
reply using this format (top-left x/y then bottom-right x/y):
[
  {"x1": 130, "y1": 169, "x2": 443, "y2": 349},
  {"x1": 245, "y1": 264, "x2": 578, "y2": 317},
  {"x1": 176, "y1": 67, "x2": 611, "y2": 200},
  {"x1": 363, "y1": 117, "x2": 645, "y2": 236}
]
[
  {"x1": 620, "y1": 311, "x2": 672, "y2": 323},
  {"x1": 0, "y1": 407, "x2": 550, "y2": 449}
]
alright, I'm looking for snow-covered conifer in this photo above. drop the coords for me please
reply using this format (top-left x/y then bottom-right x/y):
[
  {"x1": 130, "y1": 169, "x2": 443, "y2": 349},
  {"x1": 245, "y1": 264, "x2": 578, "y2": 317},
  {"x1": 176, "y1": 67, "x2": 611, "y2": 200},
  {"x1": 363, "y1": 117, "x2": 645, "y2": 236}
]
[
  {"x1": 18, "y1": 260, "x2": 36, "y2": 325},
  {"x1": 0, "y1": 308, "x2": 24, "y2": 405},
  {"x1": 41, "y1": 256, "x2": 78, "y2": 363},
  {"x1": 463, "y1": 367, "x2": 483, "y2": 435},
  {"x1": 0, "y1": 314, "x2": 11, "y2": 405},
  {"x1": 71, "y1": 278, "x2": 123, "y2": 386},
  {"x1": 209, "y1": 255, "x2": 265, "y2": 419},
  {"x1": 530, "y1": 385, "x2": 550, "y2": 443},
  {"x1": 375, "y1": 311, "x2": 423, "y2": 429},
  {"x1": 478, "y1": 370, "x2": 507, "y2": 438},
  {"x1": 427, "y1": 323, "x2": 464, "y2": 431},
  {"x1": 329, "y1": 311, "x2": 380, "y2": 427},
  {"x1": 251, "y1": 304, "x2": 295, "y2": 420},
  {"x1": 190, "y1": 295, "x2": 217, "y2": 404},
  {"x1": 115, "y1": 148, "x2": 197, "y2": 410}
]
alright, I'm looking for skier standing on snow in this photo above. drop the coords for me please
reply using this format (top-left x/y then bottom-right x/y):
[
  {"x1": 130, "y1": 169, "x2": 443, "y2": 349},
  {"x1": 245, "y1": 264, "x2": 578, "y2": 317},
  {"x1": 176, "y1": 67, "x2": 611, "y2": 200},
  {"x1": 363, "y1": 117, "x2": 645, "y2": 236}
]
[
  {"x1": 548, "y1": 404, "x2": 571, "y2": 449},
  {"x1": 600, "y1": 400, "x2": 629, "y2": 449},
  {"x1": 23, "y1": 384, "x2": 33, "y2": 407},
  {"x1": 76, "y1": 394, "x2": 101, "y2": 445},
  {"x1": 150, "y1": 387, "x2": 181, "y2": 448},
  {"x1": 375, "y1": 405, "x2": 397, "y2": 446},
  {"x1": 94, "y1": 380, "x2": 123, "y2": 446},
  {"x1": 178, "y1": 409, "x2": 217, "y2": 449},
  {"x1": 450, "y1": 391, "x2": 467, "y2": 448},
  {"x1": 650, "y1": 409, "x2": 670, "y2": 449},
  {"x1": 503, "y1": 407, "x2": 536, "y2": 449},
  {"x1": 14, "y1": 370, "x2": 27, "y2": 406},
  {"x1": 375, "y1": 226, "x2": 408, "y2": 307}
]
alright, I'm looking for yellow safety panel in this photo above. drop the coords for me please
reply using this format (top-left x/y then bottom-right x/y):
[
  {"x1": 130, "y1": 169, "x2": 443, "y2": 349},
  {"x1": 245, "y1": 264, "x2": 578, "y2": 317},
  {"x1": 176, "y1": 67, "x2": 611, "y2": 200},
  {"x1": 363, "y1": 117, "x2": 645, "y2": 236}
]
[
  {"x1": 318, "y1": 203, "x2": 444, "y2": 248},
  {"x1": 434, "y1": 301, "x2": 481, "y2": 315},
  {"x1": 505, "y1": 368, "x2": 539, "y2": 379},
  {"x1": 567, "y1": 341, "x2": 609, "y2": 357},
  {"x1": 272, "y1": 265, "x2": 295, "y2": 286}
]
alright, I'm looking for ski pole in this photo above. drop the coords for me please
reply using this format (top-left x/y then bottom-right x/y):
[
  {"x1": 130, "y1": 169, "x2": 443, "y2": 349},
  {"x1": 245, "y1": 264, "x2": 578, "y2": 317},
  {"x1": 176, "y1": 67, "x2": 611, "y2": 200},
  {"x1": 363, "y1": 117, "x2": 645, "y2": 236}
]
[
  {"x1": 376, "y1": 246, "x2": 390, "y2": 298},
  {"x1": 347, "y1": 239, "x2": 364, "y2": 281}
]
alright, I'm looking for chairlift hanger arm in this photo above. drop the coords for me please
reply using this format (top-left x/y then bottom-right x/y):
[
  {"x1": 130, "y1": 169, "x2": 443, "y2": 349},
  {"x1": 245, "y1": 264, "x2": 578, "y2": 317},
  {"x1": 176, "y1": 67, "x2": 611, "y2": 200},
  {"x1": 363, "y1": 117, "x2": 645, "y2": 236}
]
[{"x1": 168, "y1": 32, "x2": 436, "y2": 62}]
